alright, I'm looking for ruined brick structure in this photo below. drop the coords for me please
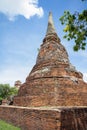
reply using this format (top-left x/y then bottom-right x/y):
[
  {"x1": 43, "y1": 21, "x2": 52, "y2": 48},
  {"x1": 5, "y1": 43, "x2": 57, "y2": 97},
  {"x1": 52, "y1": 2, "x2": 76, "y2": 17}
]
[
  {"x1": 0, "y1": 106, "x2": 87, "y2": 130},
  {"x1": 14, "y1": 12, "x2": 87, "y2": 107},
  {"x1": 0, "y1": 12, "x2": 87, "y2": 130}
]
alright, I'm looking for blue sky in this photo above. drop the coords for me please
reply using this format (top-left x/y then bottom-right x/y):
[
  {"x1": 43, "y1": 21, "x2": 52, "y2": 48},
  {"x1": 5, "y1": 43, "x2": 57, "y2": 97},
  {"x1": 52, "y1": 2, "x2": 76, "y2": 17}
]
[{"x1": 0, "y1": 0, "x2": 87, "y2": 86}]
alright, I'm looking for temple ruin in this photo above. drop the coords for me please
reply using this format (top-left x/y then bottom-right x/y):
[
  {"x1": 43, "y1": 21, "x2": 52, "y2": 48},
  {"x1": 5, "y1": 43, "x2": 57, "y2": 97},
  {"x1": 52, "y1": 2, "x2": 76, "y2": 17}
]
[
  {"x1": 0, "y1": 12, "x2": 87, "y2": 130},
  {"x1": 14, "y1": 12, "x2": 87, "y2": 107}
]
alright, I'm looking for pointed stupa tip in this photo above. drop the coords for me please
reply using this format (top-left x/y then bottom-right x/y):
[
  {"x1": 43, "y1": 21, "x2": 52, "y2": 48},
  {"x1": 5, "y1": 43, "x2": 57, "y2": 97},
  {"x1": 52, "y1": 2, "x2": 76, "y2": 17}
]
[{"x1": 46, "y1": 12, "x2": 56, "y2": 35}]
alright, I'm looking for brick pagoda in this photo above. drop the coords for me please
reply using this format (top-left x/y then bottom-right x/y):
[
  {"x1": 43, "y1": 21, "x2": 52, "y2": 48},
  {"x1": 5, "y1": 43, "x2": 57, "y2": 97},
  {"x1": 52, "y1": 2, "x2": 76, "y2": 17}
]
[
  {"x1": 0, "y1": 12, "x2": 87, "y2": 130},
  {"x1": 14, "y1": 12, "x2": 87, "y2": 107}
]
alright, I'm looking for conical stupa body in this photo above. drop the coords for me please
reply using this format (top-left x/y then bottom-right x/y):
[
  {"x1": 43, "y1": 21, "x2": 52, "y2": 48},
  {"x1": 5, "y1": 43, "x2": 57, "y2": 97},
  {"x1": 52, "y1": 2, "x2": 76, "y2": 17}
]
[{"x1": 14, "y1": 13, "x2": 87, "y2": 107}]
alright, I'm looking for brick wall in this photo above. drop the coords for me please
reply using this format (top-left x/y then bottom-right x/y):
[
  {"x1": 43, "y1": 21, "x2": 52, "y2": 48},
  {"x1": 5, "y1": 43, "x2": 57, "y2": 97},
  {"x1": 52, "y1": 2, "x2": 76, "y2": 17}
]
[
  {"x1": 0, "y1": 106, "x2": 61, "y2": 130},
  {"x1": 0, "y1": 106, "x2": 87, "y2": 130},
  {"x1": 14, "y1": 78, "x2": 87, "y2": 107},
  {"x1": 60, "y1": 107, "x2": 87, "y2": 130}
]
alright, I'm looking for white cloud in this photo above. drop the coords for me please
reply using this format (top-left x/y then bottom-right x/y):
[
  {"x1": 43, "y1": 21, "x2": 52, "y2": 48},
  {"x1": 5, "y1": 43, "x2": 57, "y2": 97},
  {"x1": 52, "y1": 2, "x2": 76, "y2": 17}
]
[
  {"x1": 83, "y1": 73, "x2": 87, "y2": 83},
  {"x1": 0, "y1": 65, "x2": 32, "y2": 86},
  {"x1": 0, "y1": 0, "x2": 44, "y2": 20}
]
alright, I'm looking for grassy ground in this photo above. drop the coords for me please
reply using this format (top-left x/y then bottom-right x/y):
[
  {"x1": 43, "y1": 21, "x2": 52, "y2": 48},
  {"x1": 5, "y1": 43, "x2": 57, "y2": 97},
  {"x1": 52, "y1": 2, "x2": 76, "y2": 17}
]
[{"x1": 0, "y1": 120, "x2": 20, "y2": 130}]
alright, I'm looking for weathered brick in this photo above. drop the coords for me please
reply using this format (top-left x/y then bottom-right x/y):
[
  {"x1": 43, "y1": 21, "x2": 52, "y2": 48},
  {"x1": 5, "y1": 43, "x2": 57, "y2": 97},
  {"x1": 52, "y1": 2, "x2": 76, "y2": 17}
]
[
  {"x1": 0, "y1": 12, "x2": 87, "y2": 130},
  {"x1": 13, "y1": 13, "x2": 87, "y2": 107},
  {"x1": 0, "y1": 106, "x2": 87, "y2": 130}
]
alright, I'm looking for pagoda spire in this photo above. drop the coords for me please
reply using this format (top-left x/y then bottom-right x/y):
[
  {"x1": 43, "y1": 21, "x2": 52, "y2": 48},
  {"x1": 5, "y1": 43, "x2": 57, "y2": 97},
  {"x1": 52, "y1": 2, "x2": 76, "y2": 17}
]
[{"x1": 46, "y1": 12, "x2": 56, "y2": 35}]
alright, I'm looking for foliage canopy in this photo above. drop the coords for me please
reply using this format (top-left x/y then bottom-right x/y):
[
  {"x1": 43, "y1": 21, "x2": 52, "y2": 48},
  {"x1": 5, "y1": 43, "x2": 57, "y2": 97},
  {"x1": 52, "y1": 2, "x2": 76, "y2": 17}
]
[{"x1": 60, "y1": 0, "x2": 87, "y2": 51}]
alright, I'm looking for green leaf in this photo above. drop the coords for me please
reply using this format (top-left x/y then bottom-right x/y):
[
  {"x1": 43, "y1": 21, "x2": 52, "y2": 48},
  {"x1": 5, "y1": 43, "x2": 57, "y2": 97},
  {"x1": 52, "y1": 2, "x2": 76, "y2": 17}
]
[
  {"x1": 59, "y1": 9, "x2": 87, "y2": 51},
  {"x1": 73, "y1": 45, "x2": 79, "y2": 51}
]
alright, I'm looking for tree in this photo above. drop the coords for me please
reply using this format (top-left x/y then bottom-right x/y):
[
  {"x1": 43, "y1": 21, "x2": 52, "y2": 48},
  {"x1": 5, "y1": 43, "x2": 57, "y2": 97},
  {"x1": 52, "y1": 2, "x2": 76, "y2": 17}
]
[
  {"x1": 0, "y1": 84, "x2": 18, "y2": 103},
  {"x1": 0, "y1": 84, "x2": 10, "y2": 100},
  {"x1": 60, "y1": 0, "x2": 87, "y2": 51}
]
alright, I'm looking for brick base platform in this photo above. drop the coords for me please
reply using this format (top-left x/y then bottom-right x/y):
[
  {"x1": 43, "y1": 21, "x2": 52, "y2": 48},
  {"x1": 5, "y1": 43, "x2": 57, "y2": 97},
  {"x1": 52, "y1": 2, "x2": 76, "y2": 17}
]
[{"x1": 0, "y1": 106, "x2": 87, "y2": 130}]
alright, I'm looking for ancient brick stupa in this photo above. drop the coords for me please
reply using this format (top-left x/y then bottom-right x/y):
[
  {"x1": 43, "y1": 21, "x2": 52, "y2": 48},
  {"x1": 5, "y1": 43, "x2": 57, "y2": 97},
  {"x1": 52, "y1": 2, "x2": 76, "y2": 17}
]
[{"x1": 14, "y1": 12, "x2": 87, "y2": 107}]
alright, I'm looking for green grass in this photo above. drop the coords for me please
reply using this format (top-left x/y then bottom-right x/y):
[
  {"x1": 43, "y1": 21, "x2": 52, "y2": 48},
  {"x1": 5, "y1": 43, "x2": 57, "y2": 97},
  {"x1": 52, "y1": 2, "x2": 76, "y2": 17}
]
[{"x1": 0, "y1": 120, "x2": 20, "y2": 130}]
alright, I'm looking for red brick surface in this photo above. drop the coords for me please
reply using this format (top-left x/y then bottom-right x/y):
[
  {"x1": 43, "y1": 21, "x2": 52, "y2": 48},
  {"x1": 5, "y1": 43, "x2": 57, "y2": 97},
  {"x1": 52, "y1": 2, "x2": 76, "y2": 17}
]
[
  {"x1": 0, "y1": 106, "x2": 61, "y2": 130},
  {"x1": 14, "y1": 33, "x2": 87, "y2": 107},
  {"x1": 0, "y1": 106, "x2": 87, "y2": 130}
]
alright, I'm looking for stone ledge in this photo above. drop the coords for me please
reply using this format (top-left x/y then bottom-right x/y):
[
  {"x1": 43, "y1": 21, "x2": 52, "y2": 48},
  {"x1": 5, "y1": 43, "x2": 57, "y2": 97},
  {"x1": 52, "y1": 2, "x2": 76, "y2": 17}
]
[{"x1": 0, "y1": 105, "x2": 87, "y2": 109}]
